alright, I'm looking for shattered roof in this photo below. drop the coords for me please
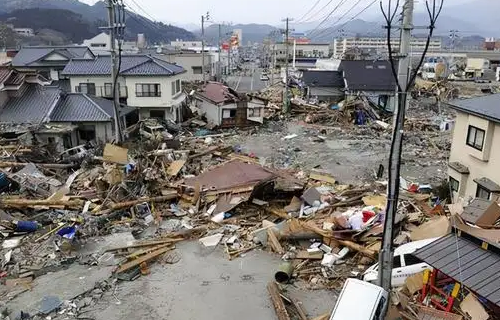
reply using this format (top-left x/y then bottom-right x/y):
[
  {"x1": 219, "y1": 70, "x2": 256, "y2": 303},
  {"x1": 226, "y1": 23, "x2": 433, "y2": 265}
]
[
  {"x1": 196, "y1": 82, "x2": 240, "y2": 104},
  {"x1": 184, "y1": 160, "x2": 275, "y2": 191},
  {"x1": 447, "y1": 94, "x2": 500, "y2": 124},
  {"x1": 339, "y1": 60, "x2": 397, "y2": 92},
  {"x1": 62, "y1": 55, "x2": 185, "y2": 76},
  {"x1": 11, "y1": 46, "x2": 93, "y2": 67},
  {"x1": 0, "y1": 85, "x2": 60, "y2": 124},
  {"x1": 302, "y1": 70, "x2": 344, "y2": 88},
  {"x1": 414, "y1": 233, "x2": 500, "y2": 307}
]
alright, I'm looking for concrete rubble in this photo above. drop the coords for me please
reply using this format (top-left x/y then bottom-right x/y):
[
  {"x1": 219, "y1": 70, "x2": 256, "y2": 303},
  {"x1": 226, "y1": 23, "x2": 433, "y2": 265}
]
[{"x1": 0, "y1": 80, "x2": 497, "y2": 320}]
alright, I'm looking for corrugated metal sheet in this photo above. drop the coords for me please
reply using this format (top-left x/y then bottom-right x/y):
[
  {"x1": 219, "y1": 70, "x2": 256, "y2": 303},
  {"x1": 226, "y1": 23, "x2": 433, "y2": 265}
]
[
  {"x1": 184, "y1": 161, "x2": 275, "y2": 191},
  {"x1": 414, "y1": 233, "x2": 500, "y2": 306},
  {"x1": 0, "y1": 85, "x2": 60, "y2": 124},
  {"x1": 50, "y1": 94, "x2": 113, "y2": 122},
  {"x1": 62, "y1": 55, "x2": 185, "y2": 76},
  {"x1": 339, "y1": 60, "x2": 397, "y2": 92}
]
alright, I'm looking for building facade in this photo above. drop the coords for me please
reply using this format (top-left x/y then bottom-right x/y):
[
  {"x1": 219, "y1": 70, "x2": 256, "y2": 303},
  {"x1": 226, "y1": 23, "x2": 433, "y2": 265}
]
[
  {"x1": 170, "y1": 40, "x2": 203, "y2": 49},
  {"x1": 274, "y1": 43, "x2": 331, "y2": 62},
  {"x1": 155, "y1": 52, "x2": 213, "y2": 82},
  {"x1": 447, "y1": 94, "x2": 500, "y2": 202},
  {"x1": 332, "y1": 37, "x2": 442, "y2": 58},
  {"x1": 62, "y1": 55, "x2": 187, "y2": 122}
]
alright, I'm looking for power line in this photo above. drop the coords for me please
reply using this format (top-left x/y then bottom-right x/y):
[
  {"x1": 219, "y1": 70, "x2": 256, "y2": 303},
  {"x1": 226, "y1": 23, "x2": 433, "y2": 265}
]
[
  {"x1": 127, "y1": 0, "x2": 159, "y2": 23},
  {"x1": 311, "y1": 0, "x2": 377, "y2": 40},
  {"x1": 295, "y1": 0, "x2": 323, "y2": 23},
  {"x1": 307, "y1": 0, "x2": 349, "y2": 39}
]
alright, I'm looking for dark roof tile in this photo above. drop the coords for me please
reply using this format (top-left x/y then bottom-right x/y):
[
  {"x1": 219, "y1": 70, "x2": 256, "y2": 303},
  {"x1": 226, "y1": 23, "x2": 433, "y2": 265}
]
[
  {"x1": 339, "y1": 60, "x2": 397, "y2": 92},
  {"x1": 447, "y1": 94, "x2": 500, "y2": 123},
  {"x1": 62, "y1": 55, "x2": 185, "y2": 76},
  {"x1": 302, "y1": 70, "x2": 344, "y2": 88},
  {"x1": 0, "y1": 85, "x2": 60, "y2": 123}
]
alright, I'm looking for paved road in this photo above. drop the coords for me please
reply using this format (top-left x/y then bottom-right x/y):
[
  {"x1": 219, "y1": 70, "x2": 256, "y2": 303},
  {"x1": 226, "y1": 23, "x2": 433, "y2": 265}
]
[{"x1": 226, "y1": 62, "x2": 268, "y2": 93}]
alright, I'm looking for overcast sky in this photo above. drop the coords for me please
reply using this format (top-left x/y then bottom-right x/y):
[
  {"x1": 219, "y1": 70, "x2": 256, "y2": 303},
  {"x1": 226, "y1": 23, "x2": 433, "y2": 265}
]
[{"x1": 81, "y1": 0, "x2": 471, "y2": 26}]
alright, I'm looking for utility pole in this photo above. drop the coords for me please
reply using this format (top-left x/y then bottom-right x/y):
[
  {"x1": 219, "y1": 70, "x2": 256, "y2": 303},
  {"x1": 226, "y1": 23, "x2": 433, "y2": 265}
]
[
  {"x1": 201, "y1": 12, "x2": 209, "y2": 84},
  {"x1": 217, "y1": 24, "x2": 222, "y2": 81},
  {"x1": 378, "y1": 0, "x2": 414, "y2": 293},
  {"x1": 271, "y1": 44, "x2": 276, "y2": 85},
  {"x1": 282, "y1": 17, "x2": 293, "y2": 113},
  {"x1": 105, "y1": 0, "x2": 123, "y2": 143}
]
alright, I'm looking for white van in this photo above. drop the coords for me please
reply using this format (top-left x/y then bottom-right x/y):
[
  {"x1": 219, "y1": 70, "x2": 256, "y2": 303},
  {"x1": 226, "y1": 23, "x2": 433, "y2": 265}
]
[
  {"x1": 363, "y1": 238, "x2": 439, "y2": 287},
  {"x1": 330, "y1": 278, "x2": 388, "y2": 320}
]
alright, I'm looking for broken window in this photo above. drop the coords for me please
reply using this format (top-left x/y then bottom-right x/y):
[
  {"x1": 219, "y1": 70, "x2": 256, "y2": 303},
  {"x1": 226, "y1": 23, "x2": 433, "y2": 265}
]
[
  {"x1": 248, "y1": 108, "x2": 261, "y2": 117},
  {"x1": 193, "y1": 66, "x2": 202, "y2": 74},
  {"x1": 222, "y1": 109, "x2": 236, "y2": 118},
  {"x1": 449, "y1": 177, "x2": 459, "y2": 192},
  {"x1": 136, "y1": 83, "x2": 161, "y2": 97},
  {"x1": 476, "y1": 185, "x2": 491, "y2": 200},
  {"x1": 149, "y1": 110, "x2": 165, "y2": 119},
  {"x1": 466, "y1": 125, "x2": 485, "y2": 151},
  {"x1": 78, "y1": 125, "x2": 96, "y2": 142}
]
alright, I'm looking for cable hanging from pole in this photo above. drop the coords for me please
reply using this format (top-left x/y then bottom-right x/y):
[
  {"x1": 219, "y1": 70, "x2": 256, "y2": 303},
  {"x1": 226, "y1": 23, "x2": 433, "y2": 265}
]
[
  {"x1": 306, "y1": 0, "x2": 349, "y2": 39},
  {"x1": 295, "y1": 0, "x2": 323, "y2": 23}
]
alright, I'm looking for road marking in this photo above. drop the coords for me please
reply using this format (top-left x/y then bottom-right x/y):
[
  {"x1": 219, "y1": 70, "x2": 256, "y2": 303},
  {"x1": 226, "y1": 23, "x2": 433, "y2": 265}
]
[{"x1": 235, "y1": 74, "x2": 242, "y2": 90}]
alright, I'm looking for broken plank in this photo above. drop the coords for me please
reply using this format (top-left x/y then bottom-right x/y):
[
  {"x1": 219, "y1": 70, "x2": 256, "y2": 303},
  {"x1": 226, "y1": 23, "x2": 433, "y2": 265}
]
[
  {"x1": 267, "y1": 228, "x2": 284, "y2": 254},
  {"x1": 309, "y1": 312, "x2": 330, "y2": 320},
  {"x1": 105, "y1": 238, "x2": 183, "y2": 252},
  {"x1": 115, "y1": 246, "x2": 173, "y2": 273},
  {"x1": 309, "y1": 172, "x2": 336, "y2": 185},
  {"x1": 0, "y1": 162, "x2": 77, "y2": 169},
  {"x1": 125, "y1": 244, "x2": 173, "y2": 259},
  {"x1": 291, "y1": 298, "x2": 308, "y2": 320},
  {"x1": 267, "y1": 281, "x2": 291, "y2": 320},
  {"x1": 167, "y1": 160, "x2": 186, "y2": 176},
  {"x1": 295, "y1": 250, "x2": 323, "y2": 260}
]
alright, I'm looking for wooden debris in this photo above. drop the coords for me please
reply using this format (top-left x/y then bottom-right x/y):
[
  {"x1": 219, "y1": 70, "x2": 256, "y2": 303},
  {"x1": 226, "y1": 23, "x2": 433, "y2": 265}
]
[
  {"x1": 115, "y1": 246, "x2": 173, "y2": 274},
  {"x1": 291, "y1": 298, "x2": 308, "y2": 320},
  {"x1": 267, "y1": 228, "x2": 284, "y2": 254},
  {"x1": 267, "y1": 281, "x2": 291, "y2": 320}
]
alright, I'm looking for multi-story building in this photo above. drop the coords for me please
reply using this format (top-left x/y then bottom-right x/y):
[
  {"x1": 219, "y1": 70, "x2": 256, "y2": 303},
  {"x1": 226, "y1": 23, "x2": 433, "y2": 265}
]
[
  {"x1": 170, "y1": 40, "x2": 203, "y2": 50},
  {"x1": 447, "y1": 94, "x2": 500, "y2": 202},
  {"x1": 273, "y1": 42, "x2": 331, "y2": 66},
  {"x1": 332, "y1": 37, "x2": 442, "y2": 58},
  {"x1": 82, "y1": 32, "x2": 139, "y2": 55},
  {"x1": 155, "y1": 52, "x2": 214, "y2": 82},
  {"x1": 62, "y1": 55, "x2": 187, "y2": 122}
]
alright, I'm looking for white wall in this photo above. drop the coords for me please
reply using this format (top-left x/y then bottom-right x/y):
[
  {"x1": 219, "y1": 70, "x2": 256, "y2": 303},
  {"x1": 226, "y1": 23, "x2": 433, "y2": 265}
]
[
  {"x1": 69, "y1": 75, "x2": 126, "y2": 95},
  {"x1": 125, "y1": 73, "x2": 183, "y2": 108},
  {"x1": 449, "y1": 112, "x2": 500, "y2": 201}
]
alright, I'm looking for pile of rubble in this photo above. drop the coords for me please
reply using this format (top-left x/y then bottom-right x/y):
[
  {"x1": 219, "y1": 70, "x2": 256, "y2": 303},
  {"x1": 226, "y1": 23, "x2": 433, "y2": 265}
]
[{"x1": 0, "y1": 120, "x2": 458, "y2": 319}]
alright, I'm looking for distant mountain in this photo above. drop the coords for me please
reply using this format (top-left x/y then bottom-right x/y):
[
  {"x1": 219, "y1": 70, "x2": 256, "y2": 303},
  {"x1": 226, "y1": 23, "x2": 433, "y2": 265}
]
[
  {"x1": 0, "y1": 0, "x2": 195, "y2": 44},
  {"x1": 440, "y1": 0, "x2": 500, "y2": 37},
  {"x1": 199, "y1": 23, "x2": 279, "y2": 45}
]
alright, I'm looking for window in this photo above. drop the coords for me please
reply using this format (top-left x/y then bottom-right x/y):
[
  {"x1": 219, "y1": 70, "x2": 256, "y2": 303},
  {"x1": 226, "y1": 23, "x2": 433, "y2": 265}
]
[
  {"x1": 78, "y1": 125, "x2": 96, "y2": 142},
  {"x1": 136, "y1": 83, "x2": 161, "y2": 97},
  {"x1": 175, "y1": 79, "x2": 181, "y2": 93},
  {"x1": 374, "y1": 297, "x2": 386, "y2": 320},
  {"x1": 477, "y1": 185, "x2": 491, "y2": 200},
  {"x1": 392, "y1": 255, "x2": 401, "y2": 268},
  {"x1": 466, "y1": 125, "x2": 485, "y2": 151},
  {"x1": 403, "y1": 254, "x2": 423, "y2": 266},
  {"x1": 149, "y1": 110, "x2": 165, "y2": 119},
  {"x1": 79, "y1": 83, "x2": 96, "y2": 95},
  {"x1": 222, "y1": 109, "x2": 236, "y2": 118},
  {"x1": 90, "y1": 43, "x2": 106, "y2": 48},
  {"x1": 104, "y1": 83, "x2": 113, "y2": 96},
  {"x1": 449, "y1": 177, "x2": 459, "y2": 193},
  {"x1": 193, "y1": 66, "x2": 202, "y2": 74},
  {"x1": 47, "y1": 137, "x2": 55, "y2": 144},
  {"x1": 248, "y1": 108, "x2": 261, "y2": 117}
]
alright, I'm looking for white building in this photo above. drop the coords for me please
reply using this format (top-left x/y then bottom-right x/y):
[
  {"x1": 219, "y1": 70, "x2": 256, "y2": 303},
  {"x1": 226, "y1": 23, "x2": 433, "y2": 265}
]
[
  {"x1": 154, "y1": 52, "x2": 214, "y2": 82},
  {"x1": 61, "y1": 55, "x2": 187, "y2": 122},
  {"x1": 14, "y1": 28, "x2": 35, "y2": 37},
  {"x1": 332, "y1": 37, "x2": 442, "y2": 58},
  {"x1": 170, "y1": 40, "x2": 203, "y2": 49},
  {"x1": 274, "y1": 43, "x2": 331, "y2": 63},
  {"x1": 82, "y1": 32, "x2": 139, "y2": 55}
]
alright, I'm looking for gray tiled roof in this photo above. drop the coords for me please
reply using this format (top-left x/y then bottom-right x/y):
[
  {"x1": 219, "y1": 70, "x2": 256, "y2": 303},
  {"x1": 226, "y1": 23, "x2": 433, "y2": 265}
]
[
  {"x1": 339, "y1": 60, "x2": 397, "y2": 92},
  {"x1": 50, "y1": 94, "x2": 114, "y2": 122},
  {"x1": 12, "y1": 46, "x2": 93, "y2": 67},
  {"x1": 447, "y1": 94, "x2": 500, "y2": 123},
  {"x1": 302, "y1": 70, "x2": 344, "y2": 88},
  {"x1": 61, "y1": 55, "x2": 185, "y2": 76},
  {"x1": 414, "y1": 233, "x2": 500, "y2": 307},
  {"x1": 0, "y1": 85, "x2": 60, "y2": 124}
]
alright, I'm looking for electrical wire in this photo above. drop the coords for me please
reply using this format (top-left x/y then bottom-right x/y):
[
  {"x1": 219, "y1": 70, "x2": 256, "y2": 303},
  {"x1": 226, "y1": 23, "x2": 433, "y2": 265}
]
[
  {"x1": 306, "y1": 0, "x2": 350, "y2": 39},
  {"x1": 295, "y1": 0, "x2": 323, "y2": 23},
  {"x1": 127, "y1": 0, "x2": 159, "y2": 24},
  {"x1": 301, "y1": 0, "x2": 336, "y2": 23},
  {"x1": 311, "y1": 0, "x2": 377, "y2": 40}
]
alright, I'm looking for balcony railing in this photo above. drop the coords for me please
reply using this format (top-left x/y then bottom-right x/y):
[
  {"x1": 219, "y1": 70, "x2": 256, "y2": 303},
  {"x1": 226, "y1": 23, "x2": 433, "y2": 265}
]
[{"x1": 75, "y1": 85, "x2": 128, "y2": 98}]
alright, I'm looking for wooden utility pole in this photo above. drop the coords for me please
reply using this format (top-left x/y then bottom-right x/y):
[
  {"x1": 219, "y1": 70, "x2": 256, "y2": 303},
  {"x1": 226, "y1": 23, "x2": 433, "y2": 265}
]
[
  {"x1": 201, "y1": 12, "x2": 209, "y2": 83},
  {"x1": 217, "y1": 24, "x2": 222, "y2": 81},
  {"x1": 378, "y1": 0, "x2": 414, "y2": 293},
  {"x1": 105, "y1": 0, "x2": 123, "y2": 142}
]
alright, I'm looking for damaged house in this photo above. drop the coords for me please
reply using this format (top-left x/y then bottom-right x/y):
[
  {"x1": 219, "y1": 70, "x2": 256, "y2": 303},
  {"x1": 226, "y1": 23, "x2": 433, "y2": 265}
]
[
  {"x1": 192, "y1": 82, "x2": 264, "y2": 127},
  {"x1": 0, "y1": 73, "x2": 133, "y2": 152},
  {"x1": 339, "y1": 60, "x2": 397, "y2": 111},
  {"x1": 301, "y1": 70, "x2": 345, "y2": 103}
]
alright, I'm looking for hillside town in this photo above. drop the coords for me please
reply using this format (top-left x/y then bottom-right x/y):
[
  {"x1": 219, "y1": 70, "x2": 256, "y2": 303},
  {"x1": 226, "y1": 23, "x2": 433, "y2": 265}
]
[{"x1": 0, "y1": 0, "x2": 499, "y2": 319}]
